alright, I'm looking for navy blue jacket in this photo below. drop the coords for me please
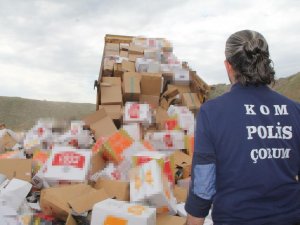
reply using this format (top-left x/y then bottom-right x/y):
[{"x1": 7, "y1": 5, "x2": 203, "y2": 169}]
[{"x1": 185, "y1": 83, "x2": 300, "y2": 225}]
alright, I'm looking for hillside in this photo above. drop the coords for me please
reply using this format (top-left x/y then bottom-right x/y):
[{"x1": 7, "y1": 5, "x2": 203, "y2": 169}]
[
  {"x1": 1, "y1": 73, "x2": 299, "y2": 132},
  {"x1": 0, "y1": 97, "x2": 95, "y2": 131},
  {"x1": 208, "y1": 72, "x2": 300, "y2": 102}
]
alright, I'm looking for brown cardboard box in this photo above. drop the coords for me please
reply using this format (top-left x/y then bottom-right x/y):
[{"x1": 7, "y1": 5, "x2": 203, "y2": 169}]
[
  {"x1": 120, "y1": 43, "x2": 130, "y2": 51},
  {"x1": 182, "y1": 93, "x2": 201, "y2": 114},
  {"x1": 113, "y1": 63, "x2": 123, "y2": 78},
  {"x1": 168, "y1": 84, "x2": 191, "y2": 94},
  {"x1": 141, "y1": 72, "x2": 162, "y2": 96},
  {"x1": 105, "y1": 43, "x2": 119, "y2": 56},
  {"x1": 103, "y1": 58, "x2": 115, "y2": 76},
  {"x1": 128, "y1": 45, "x2": 144, "y2": 55},
  {"x1": 120, "y1": 50, "x2": 128, "y2": 58},
  {"x1": 83, "y1": 106, "x2": 117, "y2": 139},
  {"x1": 160, "y1": 86, "x2": 180, "y2": 110},
  {"x1": 174, "y1": 185, "x2": 188, "y2": 203},
  {"x1": 102, "y1": 105, "x2": 123, "y2": 128},
  {"x1": 40, "y1": 184, "x2": 91, "y2": 220},
  {"x1": 0, "y1": 133, "x2": 17, "y2": 152},
  {"x1": 155, "y1": 107, "x2": 169, "y2": 130},
  {"x1": 94, "y1": 179, "x2": 130, "y2": 201},
  {"x1": 0, "y1": 159, "x2": 32, "y2": 182},
  {"x1": 140, "y1": 95, "x2": 160, "y2": 109},
  {"x1": 123, "y1": 72, "x2": 141, "y2": 102},
  {"x1": 102, "y1": 105, "x2": 122, "y2": 121},
  {"x1": 157, "y1": 214, "x2": 186, "y2": 225},
  {"x1": 128, "y1": 54, "x2": 141, "y2": 62},
  {"x1": 101, "y1": 77, "x2": 122, "y2": 105},
  {"x1": 66, "y1": 188, "x2": 109, "y2": 225},
  {"x1": 90, "y1": 153, "x2": 106, "y2": 175},
  {"x1": 121, "y1": 60, "x2": 135, "y2": 72},
  {"x1": 173, "y1": 150, "x2": 192, "y2": 179}
]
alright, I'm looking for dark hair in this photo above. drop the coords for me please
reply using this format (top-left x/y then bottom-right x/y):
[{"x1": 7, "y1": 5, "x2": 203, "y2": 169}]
[{"x1": 225, "y1": 30, "x2": 275, "y2": 86}]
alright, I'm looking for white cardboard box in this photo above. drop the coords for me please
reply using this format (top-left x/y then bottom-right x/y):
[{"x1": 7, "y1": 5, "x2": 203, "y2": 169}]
[
  {"x1": 0, "y1": 178, "x2": 32, "y2": 215},
  {"x1": 91, "y1": 199, "x2": 156, "y2": 225},
  {"x1": 124, "y1": 102, "x2": 152, "y2": 124},
  {"x1": 130, "y1": 160, "x2": 177, "y2": 215},
  {"x1": 44, "y1": 148, "x2": 91, "y2": 185},
  {"x1": 144, "y1": 131, "x2": 185, "y2": 150}
]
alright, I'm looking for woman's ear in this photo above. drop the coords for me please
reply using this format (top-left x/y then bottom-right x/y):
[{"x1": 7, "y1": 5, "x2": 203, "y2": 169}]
[{"x1": 224, "y1": 60, "x2": 236, "y2": 84}]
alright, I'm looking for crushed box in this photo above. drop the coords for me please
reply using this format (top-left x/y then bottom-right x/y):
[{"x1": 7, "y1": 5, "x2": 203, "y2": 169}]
[{"x1": 83, "y1": 106, "x2": 117, "y2": 139}]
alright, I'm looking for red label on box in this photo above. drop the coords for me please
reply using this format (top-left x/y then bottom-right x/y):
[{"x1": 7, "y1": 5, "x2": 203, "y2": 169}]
[
  {"x1": 52, "y1": 151, "x2": 85, "y2": 169},
  {"x1": 128, "y1": 103, "x2": 140, "y2": 119},
  {"x1": 163, "y1": 134, "x2": 173, "y2": 148},
  {"x1": 136, "y1": 156, "x2": 152, "y2": 165}
]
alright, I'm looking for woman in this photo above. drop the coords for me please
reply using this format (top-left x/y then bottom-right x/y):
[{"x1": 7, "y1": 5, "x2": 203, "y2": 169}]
[{"x1": 185, "y1": 30, "x2": 300, "y2": 225}]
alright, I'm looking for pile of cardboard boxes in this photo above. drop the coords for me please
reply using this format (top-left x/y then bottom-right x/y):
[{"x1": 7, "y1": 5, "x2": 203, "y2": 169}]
[{"x1": 0, "y1": 34, "x2": 211, "y2": 225}]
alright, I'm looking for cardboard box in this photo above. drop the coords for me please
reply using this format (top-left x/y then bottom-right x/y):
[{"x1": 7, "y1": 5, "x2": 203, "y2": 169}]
[
  {"x1": 94, "y1": 178, "x2": 130, "y2": 201},
  {"x1": 147, "y1": 61, "x2": 161, "y2": 73},
  {"x1": 105, "y1": 43, "x2": 119, "y2": 56},
  {"x1": 113, "y1": 63, "x2": 123, "y2": 78},
  {"x1": 0, "y1": 132, "x2": 17, "y2": 152},
  {"x1": 101, "y1": 77, "x2": 123, "y2": 105},
  {"x1": 135, "y1": 58, "x2": 150, "y2": 72},
  {"x1": 44, "y1": 148, "x2": 91, "y2": 185},
  {"x1": 123, "y1": 72, "x2": 141, "y2": 102},
  {"x1": 156, "y1": 214, "x2": 186, "y2": 225},
  {"x1": 173, "y1": 185, "x2": 188, "y2": 203},
  {"x1": 120, "y1": 43, "x2": 130, "y2": 51},
  {"x1": 66, "y1": 188, "x2": 109, "y2": 225},
  {"x1": 141, "y1": 73, "x2": 162, "y2": 96},
  {"x1": 140, "y1": 95, "x2": 160, "y2": 109},
  {"x1": 130, "y1": 160, "x2": 177, "y2": 214},
  {"x1": 182, "y1": 93, "x2": 201, "y2": 114},
  {"x1": 90, "y1": 152, "x2": 106, "y2": 175},
  {"x1": 0, "y1": 178, "x2": 32, "y2": 215},
  {"x1": 40, "y1": 184, "x2": 96, "y2": 220},
  {"x1": 129, "y1": 54, "x2": 141, "y2": 62},
  {"x1": 120, "y1": 50, "x2": 129, "y2": 58},
  {"x1": 102, "y1": 129, "x2": 133, "y2": 163},
  {"x1": 144, "y1": 49, "x2": 160, "y2": 61},
  {"x1": 155, "y1": 107, "x2": 170, "y2": 130},
  {"x1": 83, "y1": 106, "x2": 117, "y2": 139},
  {"x1": 123, "y1": 102, "x2": 152, "y2": 124},
  {"x1": 173, "y1": 150, "x2": 192, "y2": 179},
  {"x1": 103, "y1": 58, "x2": 115, "y2": 76},
  {"x1": 174, "y1": 69, "x2": 190, "y2": 86},
  {"x1": 122, "y1": 60, "x2": 136, "y2": 72},
  {"x1": 167, "y1": 106, "x2": 195, "y2": 134},
  {"x1": 168, "y1": 84, "x2": 191, "y2": 95},
  {"x1": 128, "y1": 45, "x2": 144, "y2": 55},
  {"x1": 122, "y1": 123, "x2": 142, "y2": 141},
  {"x1": 0, "y1": 159, "x2": 32, "y2": 182},
  {"x1": 144, "y1": 131, "x2": 185, "y2": 151},
  {"x1": 103, "y1": 105, "x2": 122, "y2": 120},
  {"x1": 132, "y1": 151, "x2": 175, "y2": 184},
  {"x1": 91, "y1": 199, "x2": 156, "y2": 225}
]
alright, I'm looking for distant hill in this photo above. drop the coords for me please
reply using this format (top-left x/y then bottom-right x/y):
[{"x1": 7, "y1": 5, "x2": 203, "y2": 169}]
[
  {"x1": 1, "y1": 73, "x2": 299, "y2": 132},
  {"x1": 0, "y1": 97, "x2": 95, "y2": 131},
  {"x1": 208, "y1": 72, "x2": 300, "y2": 102}
]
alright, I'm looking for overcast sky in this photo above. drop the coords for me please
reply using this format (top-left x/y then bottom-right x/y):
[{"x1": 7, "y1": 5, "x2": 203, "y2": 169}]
[{"x1": 0, "y1": 0, "x2": 299, "y2": 103}]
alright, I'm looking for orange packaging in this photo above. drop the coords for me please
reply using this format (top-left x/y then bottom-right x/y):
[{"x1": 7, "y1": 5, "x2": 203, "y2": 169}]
[{"x1": 103, "y1": 129, "x2": 133, "y2": 163}]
